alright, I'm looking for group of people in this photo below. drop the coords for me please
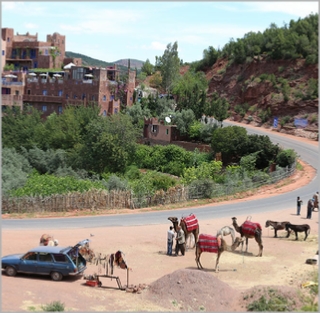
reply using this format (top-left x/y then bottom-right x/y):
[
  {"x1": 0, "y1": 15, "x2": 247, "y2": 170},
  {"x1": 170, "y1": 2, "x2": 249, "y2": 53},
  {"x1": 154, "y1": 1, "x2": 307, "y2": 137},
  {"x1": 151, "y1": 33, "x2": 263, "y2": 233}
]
[
  {"x1": 297, "y1": 191, "x2": 319, "y2": 219},
  {"x1": 167, "y1": 226, "x2": 186, "y2": 256}
]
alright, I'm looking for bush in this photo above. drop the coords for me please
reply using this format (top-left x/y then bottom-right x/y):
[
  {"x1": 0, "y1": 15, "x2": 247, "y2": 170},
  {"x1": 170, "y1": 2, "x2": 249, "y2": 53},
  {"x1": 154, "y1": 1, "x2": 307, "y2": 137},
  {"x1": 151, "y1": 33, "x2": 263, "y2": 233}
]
[
  {"x1": 276, "y1": 149, "x2": 297, "y2": 168},
  {"x1": 105, "y1": 175, "x2": 128, "y2": 191},
  {"x1": 41, "y1": 301, "x2": 65, "y2": 312},
  {"x1": 188, "y1": 178, "x2": 216, "y2": 199}
]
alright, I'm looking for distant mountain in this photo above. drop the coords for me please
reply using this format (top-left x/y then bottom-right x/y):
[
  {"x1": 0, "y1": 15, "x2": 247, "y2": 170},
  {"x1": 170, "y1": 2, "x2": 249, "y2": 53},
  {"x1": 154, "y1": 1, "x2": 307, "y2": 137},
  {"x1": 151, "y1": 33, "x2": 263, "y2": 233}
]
[
  {"x1": 65, "y1": 51, "x2": 144, "y2": 70},
  {"x1": 112, "y1": 59, "x2": 144, "y2": 69}
]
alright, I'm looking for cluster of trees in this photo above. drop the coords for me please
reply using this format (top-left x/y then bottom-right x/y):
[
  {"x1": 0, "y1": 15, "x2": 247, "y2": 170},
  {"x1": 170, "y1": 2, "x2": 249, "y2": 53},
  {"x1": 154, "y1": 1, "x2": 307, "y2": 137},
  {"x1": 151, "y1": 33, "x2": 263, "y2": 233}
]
[
  {"x1": 194, "y1": 13, "x2": 318, "y2": 71},
  {"x1": 2, "y1": 104, "x2": 296, "y2": 199}
]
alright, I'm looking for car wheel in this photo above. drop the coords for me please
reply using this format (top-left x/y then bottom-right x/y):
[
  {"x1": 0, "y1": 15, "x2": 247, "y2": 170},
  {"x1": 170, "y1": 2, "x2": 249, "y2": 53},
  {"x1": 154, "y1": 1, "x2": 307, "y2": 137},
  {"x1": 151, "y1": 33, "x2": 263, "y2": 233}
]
[
  {"x1": 50, "y1": 271, "x2": 63, "y2": 281},
  {"x1": 5, "y1": 266, "x2": 17, "y2": 276}
]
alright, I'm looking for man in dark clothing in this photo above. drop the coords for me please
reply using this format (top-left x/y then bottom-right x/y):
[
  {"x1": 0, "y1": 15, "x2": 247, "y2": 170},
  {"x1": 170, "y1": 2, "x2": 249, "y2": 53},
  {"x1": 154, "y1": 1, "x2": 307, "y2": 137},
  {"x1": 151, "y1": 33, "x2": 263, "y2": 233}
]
[
  {"x1": 306, "y1": 198, "x2": 314, "y2": 219},
  {"x1": 175, "y1": 226, "x2": 186, "y2": 256}
]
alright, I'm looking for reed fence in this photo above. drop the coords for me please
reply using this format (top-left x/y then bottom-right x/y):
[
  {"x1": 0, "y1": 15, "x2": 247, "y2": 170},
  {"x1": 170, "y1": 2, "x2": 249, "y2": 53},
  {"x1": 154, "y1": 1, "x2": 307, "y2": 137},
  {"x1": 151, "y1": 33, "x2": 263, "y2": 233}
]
[{"x1": 2, "y1": 164, "x2": 296, "y2": 214}]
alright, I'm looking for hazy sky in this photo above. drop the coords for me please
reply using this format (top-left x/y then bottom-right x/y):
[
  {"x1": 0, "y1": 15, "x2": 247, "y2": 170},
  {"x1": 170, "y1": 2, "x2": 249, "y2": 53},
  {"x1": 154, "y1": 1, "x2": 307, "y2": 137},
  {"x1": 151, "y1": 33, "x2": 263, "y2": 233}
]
[{"x1": 2, "y1": 1, "x2": 318, "y2": 64}]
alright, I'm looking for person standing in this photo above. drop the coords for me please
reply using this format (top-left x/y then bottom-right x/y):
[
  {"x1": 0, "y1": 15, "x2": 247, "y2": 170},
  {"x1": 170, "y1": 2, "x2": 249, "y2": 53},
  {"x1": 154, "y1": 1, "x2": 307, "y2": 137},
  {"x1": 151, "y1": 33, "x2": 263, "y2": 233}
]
[
  {"x1": 313, "y1": 192, "x2": 319, "y2": 211},
  {"x1": 297, "y1": 196, "x2": 303, "y2": 215},
  {"x1": 167, "y1": 226, "x2": 175, "y2": 256},
  {"x1": 175, "y1": 226, "x2": 186, "y2": 256},
  {"x1": 306, "y1": 198, "x2": 314, "y2": 219}
]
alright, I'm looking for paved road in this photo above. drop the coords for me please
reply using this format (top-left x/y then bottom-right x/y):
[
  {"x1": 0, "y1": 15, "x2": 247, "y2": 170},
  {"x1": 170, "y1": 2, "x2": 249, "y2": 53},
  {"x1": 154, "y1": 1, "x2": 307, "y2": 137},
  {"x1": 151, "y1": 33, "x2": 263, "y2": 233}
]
[{"x1": 3, "y1": 124, "x2": 318, "y2": 230}]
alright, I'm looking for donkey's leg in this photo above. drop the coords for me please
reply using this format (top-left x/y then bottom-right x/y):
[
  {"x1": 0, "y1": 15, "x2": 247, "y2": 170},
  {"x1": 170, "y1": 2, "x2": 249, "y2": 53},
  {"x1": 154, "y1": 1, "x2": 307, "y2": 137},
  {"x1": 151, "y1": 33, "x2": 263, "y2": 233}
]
[
  {"x1": 295, "y1": 231, "x2": 298, "y2": 240},
  {"x1": 304, "y1": 231, "x2": 308, "y2": 241},
  {"x1": 274, "y1": 229, "x2": 278, "y2": 238}
]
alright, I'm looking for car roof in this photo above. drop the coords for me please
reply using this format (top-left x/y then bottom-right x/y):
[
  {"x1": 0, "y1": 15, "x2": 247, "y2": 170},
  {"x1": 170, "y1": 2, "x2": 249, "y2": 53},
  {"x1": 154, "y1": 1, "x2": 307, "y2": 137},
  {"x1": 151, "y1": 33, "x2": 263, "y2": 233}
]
[{"x1": 29, "y1": 246, "x2": 72, "y2": 253}]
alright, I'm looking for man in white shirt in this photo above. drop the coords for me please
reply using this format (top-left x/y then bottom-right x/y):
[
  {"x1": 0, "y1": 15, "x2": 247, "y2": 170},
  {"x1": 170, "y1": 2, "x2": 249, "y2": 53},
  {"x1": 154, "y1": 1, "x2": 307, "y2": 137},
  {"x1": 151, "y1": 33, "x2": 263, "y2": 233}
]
[{"x1": 167, "y1": 226, "x2": 175, "y2": 256}]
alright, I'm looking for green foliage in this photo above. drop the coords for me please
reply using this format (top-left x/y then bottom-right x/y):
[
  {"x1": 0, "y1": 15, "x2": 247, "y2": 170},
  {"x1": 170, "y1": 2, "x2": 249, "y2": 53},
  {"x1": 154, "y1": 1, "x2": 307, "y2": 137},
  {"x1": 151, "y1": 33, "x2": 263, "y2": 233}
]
[
  {"x1": 276, "y1": 149, "x2": 297, "y2": 168},
  {"x1": 258, "y1": 107, "x2": 272, "y2": 124},
  {"x1": 41, "y1": 301, "x2": 65, "y2": 312},
  {"x1": 188, "y1": 178, "x2": 216, "y2": 198},
  {"x1": 105, "y1": 175, "x2": 128, "y2": 191},
  {"x1": 205, "y1": 92, "x2": 230, "y2": 125},
  {"x1": 173, "y1": 109, "x2": 196, "y2": 136},
  {"x1": 234, "y1": 103, "x2": 249, "y2": 118},
  {"x1": 10, "y1": 172, "x2": 105, "y2": 197},
  {"x1": 188, "y1": 121, "x2": 202, "y2": 140},
  {"x1": 211, "y1": 126, "x2": 248, "y2": 164},
  {"x1": 126, "y1": 102, "x2": 152, "y2": 130},
  {"x1": 1, "y1": 105, "x2": 43, "y2": 151},
  {"x1": 76, "y1": 114, "x2": 139, "y2": 174},
  {"x1": 129, "y1": 170, "x2": 177, "y2": 196},
  {"x1": 141, "y1": 58, "x2": 154, "y2": 76},
  {"x1": 156, "y1": 41, "x2": 180, "y2": 93},
  {"x1": 4, "y1": 64, "x2": 14, "y2": 71},
  {"x1": 124, "y1": 165, "x2": 142, "y2": 180},
  {"x1": 173, "y1": 70, "x2": 208, "y2": 119},
  {"x1": 2, "y1": 148, "x2": 32, "y2": 196},
  {"x1": 181, "y1": 160, "x2": 223, "y2": 185},
  {"x1": 306, "y1": 78, "x2": 318, "y2": 99},
  {"x1": 247, "y1": 288, "x2": 297, "y2": 311},
  {"x1": 194, "y1": 46, "x2": 220, "y2": 71}
]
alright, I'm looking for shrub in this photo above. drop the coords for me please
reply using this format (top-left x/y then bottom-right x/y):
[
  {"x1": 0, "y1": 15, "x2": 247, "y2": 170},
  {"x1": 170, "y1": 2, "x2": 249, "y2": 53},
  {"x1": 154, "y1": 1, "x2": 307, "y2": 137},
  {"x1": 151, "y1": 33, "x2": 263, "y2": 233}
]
[
  {"x1": 41, "y1": 301, "x2": 65, "y2": 312},
  {"x1": 188, "y1": 178, "x2": 216, "y2": 199},
  {"x1": 276, "y1": 149, "x2": 297, "y2": 168},
  {"x1": 105, "y1": 174, "x2": 128, "y2": 191}
]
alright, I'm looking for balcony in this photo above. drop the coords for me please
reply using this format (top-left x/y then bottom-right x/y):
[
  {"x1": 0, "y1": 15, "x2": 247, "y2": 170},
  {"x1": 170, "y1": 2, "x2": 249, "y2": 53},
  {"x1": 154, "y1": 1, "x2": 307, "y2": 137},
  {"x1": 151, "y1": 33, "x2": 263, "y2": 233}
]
[
  {"x1": 1, "y1": 81, "x2": 23, "y2": 86},
  {"x1": 23, "y1": 94, "x2": 62, "y2": 103},
  {"x1": 1, "y1": 95, "x2": 23, "y2": 107}
]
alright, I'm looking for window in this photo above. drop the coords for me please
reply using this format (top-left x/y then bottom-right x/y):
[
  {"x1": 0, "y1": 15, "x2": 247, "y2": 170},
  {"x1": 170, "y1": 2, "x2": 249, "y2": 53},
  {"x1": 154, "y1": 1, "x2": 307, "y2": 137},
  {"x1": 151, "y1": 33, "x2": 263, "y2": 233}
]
[
  {"x1": 58, "y1": 90, "x2": 63, "y2": 96},
  {"x1": 110, "y1": 95, "x2": 114, "y2": 101},
  {"x1": 166, "y1": 129, "x2": 169, "y2": 135},
  {"x1": 151, "y1": 125, "x2": 158, "y2": 133},
  {"x1": 2, "y1": 50, "x2": 4, "y2": 56},
  {"x1": 27, "y1": 90, "x2": 31, "y2": 95},
  {"x1": 45, "y1": 49, "x2": 48, "y2": 55},
  {"x1": 53, "y1": 254, "x2": 68, "y2": 263},
  {"x1": 103, "y1": 110, "x2": 107, "y2": 116},
  {"x1": 15, "y1": 90, "x2": 19, "y2": 96},
  {"x1": 42, "y1": 105, "x2": 47, "y2": 112},
  {"x1": 103, "y1": 95, "x2": 106, "y2": 101},
  {"x1": 58, "y1": 106, "x2": 62, "y2": 114},
  {"x1": 42, "y1": 90, "x2": 47, "y2": 96},
  {"x1": 92, "y1": 95, "x2": 95, "y2": 101},
  {"x1": 82, "y1": 93, "x2": 86, "y2": 100},
  {"x1": 114, "y1": 108, "x2": 118, "y2": 114},
  {"x1": 7, "y1": 37, "x2": 10, "y2": 42},
  {"x1": 39, "y1": 253, "x2": 53, "y2": 263},
  {"x1": 73, "y1": 95, "x2": 77, "y2": 99},
  {"x1": 66, "y1": 94, "x2": 69, "y2": 99}
]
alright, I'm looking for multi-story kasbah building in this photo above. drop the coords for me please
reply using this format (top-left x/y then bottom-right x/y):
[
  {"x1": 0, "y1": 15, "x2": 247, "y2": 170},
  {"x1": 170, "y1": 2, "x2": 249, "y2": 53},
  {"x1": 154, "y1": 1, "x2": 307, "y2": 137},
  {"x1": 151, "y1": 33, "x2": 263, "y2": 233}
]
[{"x1": 1, "y1": 28, "x2": 136, "y2": 117}]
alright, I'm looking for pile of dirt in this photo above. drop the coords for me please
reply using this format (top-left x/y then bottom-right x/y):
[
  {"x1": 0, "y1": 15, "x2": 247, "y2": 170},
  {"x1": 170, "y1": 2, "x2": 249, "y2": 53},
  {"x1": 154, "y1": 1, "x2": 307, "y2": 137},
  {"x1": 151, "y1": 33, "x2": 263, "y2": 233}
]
[{"x1": 143, "y1": 268, "x2": 241, "y2": 311}]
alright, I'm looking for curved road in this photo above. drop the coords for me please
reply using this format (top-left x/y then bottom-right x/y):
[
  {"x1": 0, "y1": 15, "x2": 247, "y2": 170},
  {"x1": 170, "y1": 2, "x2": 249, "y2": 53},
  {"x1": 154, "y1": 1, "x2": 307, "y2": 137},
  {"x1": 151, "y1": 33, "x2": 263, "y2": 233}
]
[{"x1": 3, "y1": 124, "x2": 318, "y2": 230}]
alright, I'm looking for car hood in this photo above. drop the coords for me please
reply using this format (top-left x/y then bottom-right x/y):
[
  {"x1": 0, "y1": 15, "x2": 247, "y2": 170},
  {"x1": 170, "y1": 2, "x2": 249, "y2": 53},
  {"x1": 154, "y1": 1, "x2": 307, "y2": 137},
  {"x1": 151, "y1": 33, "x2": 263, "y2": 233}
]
[{"x1": 2, "y1": 254, "x2": 23, "y2": 261}]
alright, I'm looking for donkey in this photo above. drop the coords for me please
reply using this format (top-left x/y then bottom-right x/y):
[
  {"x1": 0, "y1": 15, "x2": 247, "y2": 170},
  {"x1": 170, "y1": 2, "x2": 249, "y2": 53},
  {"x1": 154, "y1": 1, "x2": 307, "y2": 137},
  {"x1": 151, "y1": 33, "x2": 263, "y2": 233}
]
[
  {"x1": 265, "y1": 220, "x2": 291, "y2": 238},
  {"x1": 285, "y1": 223, "x2": 310, "y2": 241}
]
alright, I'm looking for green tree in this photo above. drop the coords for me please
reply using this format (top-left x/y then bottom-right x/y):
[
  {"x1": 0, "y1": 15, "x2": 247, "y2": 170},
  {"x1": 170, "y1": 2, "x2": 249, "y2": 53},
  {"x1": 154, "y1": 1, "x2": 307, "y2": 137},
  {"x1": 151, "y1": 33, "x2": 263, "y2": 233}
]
[
  {"x1": 1, "y1": 105, "x2": 43, "y2": 150},
  {"x1": 205, "y1": 92, "x2": 230, "y2": 126},
  {"x1": 141, "y1": 58, "x2": 154, "y2": 76},
  {"x1": 211, "y1": 126, "x2": 248, "y2": 164},
  {"x1": 173, "y1": 109, "x2": 195, "y2": 136},
  {"x1": 157, "y1": 41, "x2": 180, "y2": 93},
  {"x1": 78, "y1": 114, "x2": 139, "y2": 174}
]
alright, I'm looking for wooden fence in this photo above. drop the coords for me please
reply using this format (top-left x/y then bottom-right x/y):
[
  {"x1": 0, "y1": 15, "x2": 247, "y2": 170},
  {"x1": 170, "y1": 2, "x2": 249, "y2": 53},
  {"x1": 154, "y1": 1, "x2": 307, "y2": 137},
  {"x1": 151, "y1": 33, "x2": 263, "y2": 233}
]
[{"x1": 2, "y1": 164, "x2": 296, "y2": 214}]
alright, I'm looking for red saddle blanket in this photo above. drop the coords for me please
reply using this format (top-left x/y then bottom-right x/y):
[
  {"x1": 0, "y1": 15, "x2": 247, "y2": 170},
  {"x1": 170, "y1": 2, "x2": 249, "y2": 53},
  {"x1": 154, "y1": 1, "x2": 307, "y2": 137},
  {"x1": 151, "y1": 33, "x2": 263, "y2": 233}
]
[
  {"x1": 198, "y1": 234, "x2": 221, "y2": 253},
  {"x1": 242, "y1": 221, "x2": 262, "y2": 236},
  {"x1": 181, "y1": 214, "x2": 198, "y2": 231}
]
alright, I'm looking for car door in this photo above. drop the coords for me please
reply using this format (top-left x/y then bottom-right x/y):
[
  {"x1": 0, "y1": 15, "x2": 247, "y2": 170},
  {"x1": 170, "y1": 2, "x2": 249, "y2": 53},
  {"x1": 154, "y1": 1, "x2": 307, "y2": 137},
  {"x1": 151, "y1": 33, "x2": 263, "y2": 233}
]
[
  {"x1": 37, "y1": 252, "x2": 54, "y2": 275},
  {"x1": 19, "y1": 252, "x2": 38, "y2": 274}
]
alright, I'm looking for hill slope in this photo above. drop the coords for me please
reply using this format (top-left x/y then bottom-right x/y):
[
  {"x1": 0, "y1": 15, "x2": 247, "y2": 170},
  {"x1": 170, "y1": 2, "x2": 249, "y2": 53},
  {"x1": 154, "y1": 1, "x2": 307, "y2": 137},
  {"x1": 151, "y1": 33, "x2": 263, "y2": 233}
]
[{"x1": 65, "y1": 51, "x2": 143, "y2": 69}]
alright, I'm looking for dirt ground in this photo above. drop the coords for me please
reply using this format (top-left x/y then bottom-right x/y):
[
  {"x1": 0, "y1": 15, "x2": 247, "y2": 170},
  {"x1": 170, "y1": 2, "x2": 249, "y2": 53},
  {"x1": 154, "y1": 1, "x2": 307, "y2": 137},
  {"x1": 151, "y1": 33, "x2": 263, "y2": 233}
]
[{"x1": 1, "y1": 154, "x2": 319, "y2": 312}]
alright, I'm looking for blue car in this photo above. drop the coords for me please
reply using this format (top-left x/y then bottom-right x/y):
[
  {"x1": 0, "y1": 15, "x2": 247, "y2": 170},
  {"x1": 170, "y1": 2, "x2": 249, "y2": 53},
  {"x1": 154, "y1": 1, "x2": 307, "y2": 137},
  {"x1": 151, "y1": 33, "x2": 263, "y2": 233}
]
[{"x1": 2, "y1": 240, "x2": 87, "y2": 281}]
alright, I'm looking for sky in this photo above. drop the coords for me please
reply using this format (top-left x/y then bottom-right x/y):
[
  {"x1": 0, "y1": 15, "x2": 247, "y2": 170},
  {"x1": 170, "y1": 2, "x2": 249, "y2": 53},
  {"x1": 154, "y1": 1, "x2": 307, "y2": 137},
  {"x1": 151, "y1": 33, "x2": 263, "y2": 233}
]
[{"x1": 1, "y1": 1, "x2": 318, "y2": 64}]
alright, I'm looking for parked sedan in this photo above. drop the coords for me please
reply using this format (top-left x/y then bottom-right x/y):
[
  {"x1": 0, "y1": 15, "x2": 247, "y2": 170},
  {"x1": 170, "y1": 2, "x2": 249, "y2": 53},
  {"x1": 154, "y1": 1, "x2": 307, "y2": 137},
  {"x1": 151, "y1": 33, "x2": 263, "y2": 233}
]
[{"x1": 2, "y1": 240, "x2": 87, "y2": 281}]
